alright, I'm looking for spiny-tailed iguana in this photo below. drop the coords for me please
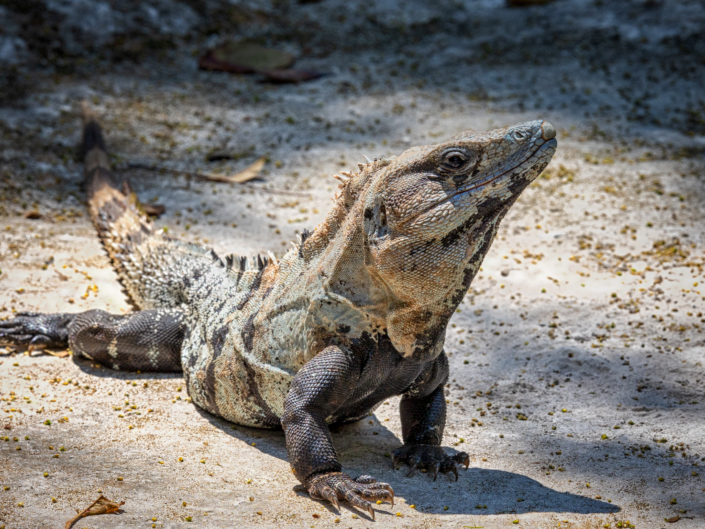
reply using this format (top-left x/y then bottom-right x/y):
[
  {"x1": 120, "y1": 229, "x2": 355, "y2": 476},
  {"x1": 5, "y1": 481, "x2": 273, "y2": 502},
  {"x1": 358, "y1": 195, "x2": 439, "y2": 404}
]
[{"x1": 0, "y1": 108, "x2": 556, "y2": 519}]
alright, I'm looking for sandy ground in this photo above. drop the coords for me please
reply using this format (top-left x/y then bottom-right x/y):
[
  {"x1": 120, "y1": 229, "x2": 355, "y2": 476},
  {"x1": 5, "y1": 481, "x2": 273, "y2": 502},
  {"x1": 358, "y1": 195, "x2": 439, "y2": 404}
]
[{"x1": 1, "y1": 0, "x2": 705, "y2": 528}]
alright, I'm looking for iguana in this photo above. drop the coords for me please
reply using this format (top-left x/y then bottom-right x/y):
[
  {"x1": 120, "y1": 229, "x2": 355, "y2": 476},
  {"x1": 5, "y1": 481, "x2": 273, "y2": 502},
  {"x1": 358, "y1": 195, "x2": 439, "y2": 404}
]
[{"x1": 0, "y1": 107, "x2": 556, "y2": 519}]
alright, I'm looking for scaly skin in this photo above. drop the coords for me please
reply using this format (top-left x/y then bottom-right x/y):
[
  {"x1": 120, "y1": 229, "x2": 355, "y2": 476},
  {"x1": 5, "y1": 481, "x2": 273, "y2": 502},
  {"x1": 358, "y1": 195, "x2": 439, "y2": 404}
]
[{"x1": 0, "y1": 107, "x2": 557, "y2": 519}]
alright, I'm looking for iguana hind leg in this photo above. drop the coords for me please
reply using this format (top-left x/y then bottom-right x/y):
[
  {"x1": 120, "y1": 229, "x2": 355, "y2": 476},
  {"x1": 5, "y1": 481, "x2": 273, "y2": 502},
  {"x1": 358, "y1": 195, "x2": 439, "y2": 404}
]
[
  {"x1": 0, "y1": 309, "x2": 184, "y2": 372},
  {"x1": 0, "y1": 312, "x2": 72, "y2": 352}
]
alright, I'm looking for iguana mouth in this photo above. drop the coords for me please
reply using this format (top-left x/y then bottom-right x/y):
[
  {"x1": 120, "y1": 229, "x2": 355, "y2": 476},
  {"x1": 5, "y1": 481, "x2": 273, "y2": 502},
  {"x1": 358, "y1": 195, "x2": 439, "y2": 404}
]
[{"x1": 404, "y1": 138, "x2": 557, "y2": 226}]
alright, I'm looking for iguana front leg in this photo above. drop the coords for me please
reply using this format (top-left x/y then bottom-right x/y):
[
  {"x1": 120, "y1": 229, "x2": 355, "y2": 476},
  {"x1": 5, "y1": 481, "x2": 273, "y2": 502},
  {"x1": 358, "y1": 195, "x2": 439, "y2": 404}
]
[
  {"x1": 393, "y1": 383, "x2": 469, "y2": 480},
  {"x1": 281, "y1": 345, "x2": 394, "y2": 519}
]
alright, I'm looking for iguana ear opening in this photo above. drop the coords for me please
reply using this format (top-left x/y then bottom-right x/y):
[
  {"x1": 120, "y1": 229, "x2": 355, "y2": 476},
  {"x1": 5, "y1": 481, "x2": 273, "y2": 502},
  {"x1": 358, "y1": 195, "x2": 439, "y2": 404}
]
[{"x1": 363, "y1": 198, "x2": 389, "y2": 243}]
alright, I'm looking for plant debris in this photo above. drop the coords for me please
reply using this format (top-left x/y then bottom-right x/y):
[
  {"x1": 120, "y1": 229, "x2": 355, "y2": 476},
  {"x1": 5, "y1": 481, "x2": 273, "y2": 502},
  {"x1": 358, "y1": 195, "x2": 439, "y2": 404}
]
[
  {"x1": 199, "y1": 41, "x2": 294, "y2": 73},
  {"x1": 200, "y1": 157, "x2": 266, "y2": 184},
  {"x1": 43, "y1": 349, "x2": 71, "y2": 358},
  {"x1": 122, "y1": 161, "x2": 310, "y2": 197},
  {"x1": 138, "y1": 202, "x2": 166, "y2": 217},
  {"x1": 198, "y1": 40, "x2": 323, "y2": 83},
  {"x1": 65, "y1": 495, "x2": 125, "y2": 529},
  {"x1": 23, "y1": 210, "x2": 42, "y2": 219},
  {"x1": 258, "y1": 69, "x2": 325, "y2": 84}
]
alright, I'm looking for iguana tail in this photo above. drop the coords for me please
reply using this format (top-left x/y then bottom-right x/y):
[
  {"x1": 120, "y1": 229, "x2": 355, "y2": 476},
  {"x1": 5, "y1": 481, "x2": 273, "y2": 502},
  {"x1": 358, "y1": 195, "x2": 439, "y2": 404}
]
[
  {"x1": 80, "y1": 105, "x2": 167, "y2": 309},
  {"x1": 80, "y1": 104, "x2": 247, "y2": 313}
]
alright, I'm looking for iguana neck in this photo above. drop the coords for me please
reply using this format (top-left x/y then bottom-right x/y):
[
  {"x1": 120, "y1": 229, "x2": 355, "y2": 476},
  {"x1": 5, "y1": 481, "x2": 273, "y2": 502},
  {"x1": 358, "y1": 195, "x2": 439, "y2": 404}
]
[
  {"x1": 300, "y1": 197, "x2": 391, "y2": 334},
  {"x1": 292, "y1": 188, "x2": 507, "y2": 364}
]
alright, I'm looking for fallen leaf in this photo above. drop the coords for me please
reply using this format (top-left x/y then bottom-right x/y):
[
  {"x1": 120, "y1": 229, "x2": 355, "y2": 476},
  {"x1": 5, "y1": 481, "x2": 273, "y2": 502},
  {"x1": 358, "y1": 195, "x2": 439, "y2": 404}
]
[
  {"x1": 198, "y1": 52, "x2": 249, "y2": 74},
  {"x1": 206, "y1": 150, "x2": 251, "y2": 162},
  {"x1": 24, "y1": 210, "x2": 42, "y2": 219},
  {"x1": 201, "y1": 157, "x2": 266, "y2": 184},
  {"x1": 665, "y1": 515, "x2": 681, "y2": 523},
  {"x1": 259, "y1": 69, "x2": 325, "y2": 84},
  {"x1": 65, "y1": 495, "x2": 124, "y2": 529},
  {"x1": 139, "y1": 203, "x2": 166, "y2": 217},
  {"x1": 43, "y1": 349, "x2": 71, "y2": 358},
  {"x1": 54, "y1": 269, "x2": 70, "y2": 281},
  {"x1": 199, "y1": 41, "x2": 294, "y2": 74}
]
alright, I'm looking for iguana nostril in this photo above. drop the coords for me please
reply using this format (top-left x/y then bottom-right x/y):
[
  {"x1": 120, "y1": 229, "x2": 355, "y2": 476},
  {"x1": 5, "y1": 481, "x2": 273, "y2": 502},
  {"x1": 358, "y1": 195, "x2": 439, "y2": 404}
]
[{"x1": 541, "y1": 121, "x2": 556, "y2": 141}]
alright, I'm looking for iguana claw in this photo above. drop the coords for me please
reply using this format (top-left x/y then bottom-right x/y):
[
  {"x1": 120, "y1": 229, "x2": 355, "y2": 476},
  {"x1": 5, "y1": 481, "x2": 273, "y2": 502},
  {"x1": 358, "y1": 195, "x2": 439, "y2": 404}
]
[
  {"x1": 306, "y1": 472, "x2": 394, "y2": 520},
  {"x1": 0, "y1": 313, "x2": 71, "y2": 351},
  {"x1": 393, "y1": 444, "x2": 468, "y2": 481}
]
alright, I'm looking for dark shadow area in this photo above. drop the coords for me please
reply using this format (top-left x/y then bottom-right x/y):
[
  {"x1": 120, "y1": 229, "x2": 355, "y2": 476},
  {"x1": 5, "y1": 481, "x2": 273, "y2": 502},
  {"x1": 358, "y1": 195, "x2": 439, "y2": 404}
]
[
  {"x1": 71, "y1": 355, "x2": 182, "y2": 381},
  {"x1": 441, "y1": 299, "x2": 705, "y2": 516},
  {"x1": 192, "y1": 401, "x2": 619, "y2": 517},
  {"x1": 410, "y1": 467, "x2": 619, "y2": 515},
  {"x1": 0, "y1": 1, "x2": 703, "y2": 266}
]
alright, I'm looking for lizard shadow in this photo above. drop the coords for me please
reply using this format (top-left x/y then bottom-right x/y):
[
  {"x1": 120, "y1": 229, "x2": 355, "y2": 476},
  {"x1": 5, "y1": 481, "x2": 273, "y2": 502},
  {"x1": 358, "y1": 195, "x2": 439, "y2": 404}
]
[
  {"x1": 385, "y1": 466, "x2": 620, "y2": 516},
  {"x1": 69, "y1": 358, "x2": 618, "y2": 517},
  {"x1": 71, "y1": 357, "x2": 183, "y2": 381},
  {"x1": 194, "y1": 407, "x2": 619, "y2": 517}
]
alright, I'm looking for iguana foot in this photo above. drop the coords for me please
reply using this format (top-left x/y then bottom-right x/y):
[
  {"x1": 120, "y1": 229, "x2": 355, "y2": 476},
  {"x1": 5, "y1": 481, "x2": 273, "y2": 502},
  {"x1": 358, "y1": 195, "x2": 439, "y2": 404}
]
[
  {"x1": 306, "y1": 472, "x2": 394, "y2": 520},
  {"x1": 392, "y1": 444, "x2": 469, "y2": 481},
  {"x1": 0, "y1": 312, "x2": 72, "y2": 352}
]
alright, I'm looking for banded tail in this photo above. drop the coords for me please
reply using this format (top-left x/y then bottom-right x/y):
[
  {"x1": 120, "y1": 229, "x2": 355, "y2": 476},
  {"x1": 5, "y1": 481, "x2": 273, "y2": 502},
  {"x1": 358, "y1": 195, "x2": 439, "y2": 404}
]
[{"x1": 80, "y1": 105, "x2": 160, "y2": 308}]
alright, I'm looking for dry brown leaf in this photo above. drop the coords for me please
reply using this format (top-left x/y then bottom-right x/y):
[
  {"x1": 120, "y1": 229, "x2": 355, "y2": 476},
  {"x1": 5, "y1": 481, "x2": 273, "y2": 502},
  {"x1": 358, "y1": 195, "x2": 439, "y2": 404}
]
[
  {"x1": 43, "y1": 349, "x2": 71, "y2": 358},
  {"x1": 665, "y1": 515, "x2": 681, "y2": 523},
  {"x1": 139, "y1": 203, "x2": 166, "y2": 217},
  {"x1": 199, "y1": 42, "x2": 294, "y2": 74},
  {"x1": 259, "y1": 69, "x2": 325, "y2": 84},
  {"x1": 65, "y1": 495, "x2": 125, "y2": 529},
  {"x1": 24, "y1": 210, "x2": 42, "y2": 219},
  {"x1": 202, "y1": 157, "x2": 266, "y2": 183}
]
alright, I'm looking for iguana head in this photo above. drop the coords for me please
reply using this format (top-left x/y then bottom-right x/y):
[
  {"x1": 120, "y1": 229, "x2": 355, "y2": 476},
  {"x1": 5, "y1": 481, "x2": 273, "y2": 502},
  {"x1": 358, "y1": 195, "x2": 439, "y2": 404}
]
[{"x1": 359, "y1": 120, "x2": 557, "y2": 360}]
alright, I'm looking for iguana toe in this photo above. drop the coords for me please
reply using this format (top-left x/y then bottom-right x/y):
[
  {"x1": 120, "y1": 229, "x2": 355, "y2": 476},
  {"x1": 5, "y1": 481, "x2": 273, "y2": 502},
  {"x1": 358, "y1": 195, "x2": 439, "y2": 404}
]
[
  {"x1": 0, "y1": 313, "x2": 71, "y2": 351},
  {"x1": 306, "y1": 472, "x2": 394, "y2": 520},
  {"x1": 393, "y1": 444, "x2": 468, "y2": 481}
]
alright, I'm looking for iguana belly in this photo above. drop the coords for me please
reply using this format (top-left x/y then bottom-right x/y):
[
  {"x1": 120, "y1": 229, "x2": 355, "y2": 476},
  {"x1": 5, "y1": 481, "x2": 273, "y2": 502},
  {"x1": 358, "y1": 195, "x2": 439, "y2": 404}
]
[{"x1": 181, "y1": 327, "x2": 293, "y2": 428}]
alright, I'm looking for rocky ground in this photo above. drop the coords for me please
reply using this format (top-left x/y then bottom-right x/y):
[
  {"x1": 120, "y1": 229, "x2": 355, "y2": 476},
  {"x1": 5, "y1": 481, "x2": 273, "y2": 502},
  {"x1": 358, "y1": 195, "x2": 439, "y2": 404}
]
[{"x1": 1, "y1": 0, "x2": 704, "y2": 528}]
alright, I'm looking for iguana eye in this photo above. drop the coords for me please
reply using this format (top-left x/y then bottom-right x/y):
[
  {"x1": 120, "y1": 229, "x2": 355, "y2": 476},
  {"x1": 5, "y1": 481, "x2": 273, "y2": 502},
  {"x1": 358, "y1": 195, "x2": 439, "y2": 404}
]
[
  {"x1": 441, "y1": 150, "x2": 469, "y2": 171},
  {"x1": 512, "y1": 130, "x2": 529, "y2": 142}
]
